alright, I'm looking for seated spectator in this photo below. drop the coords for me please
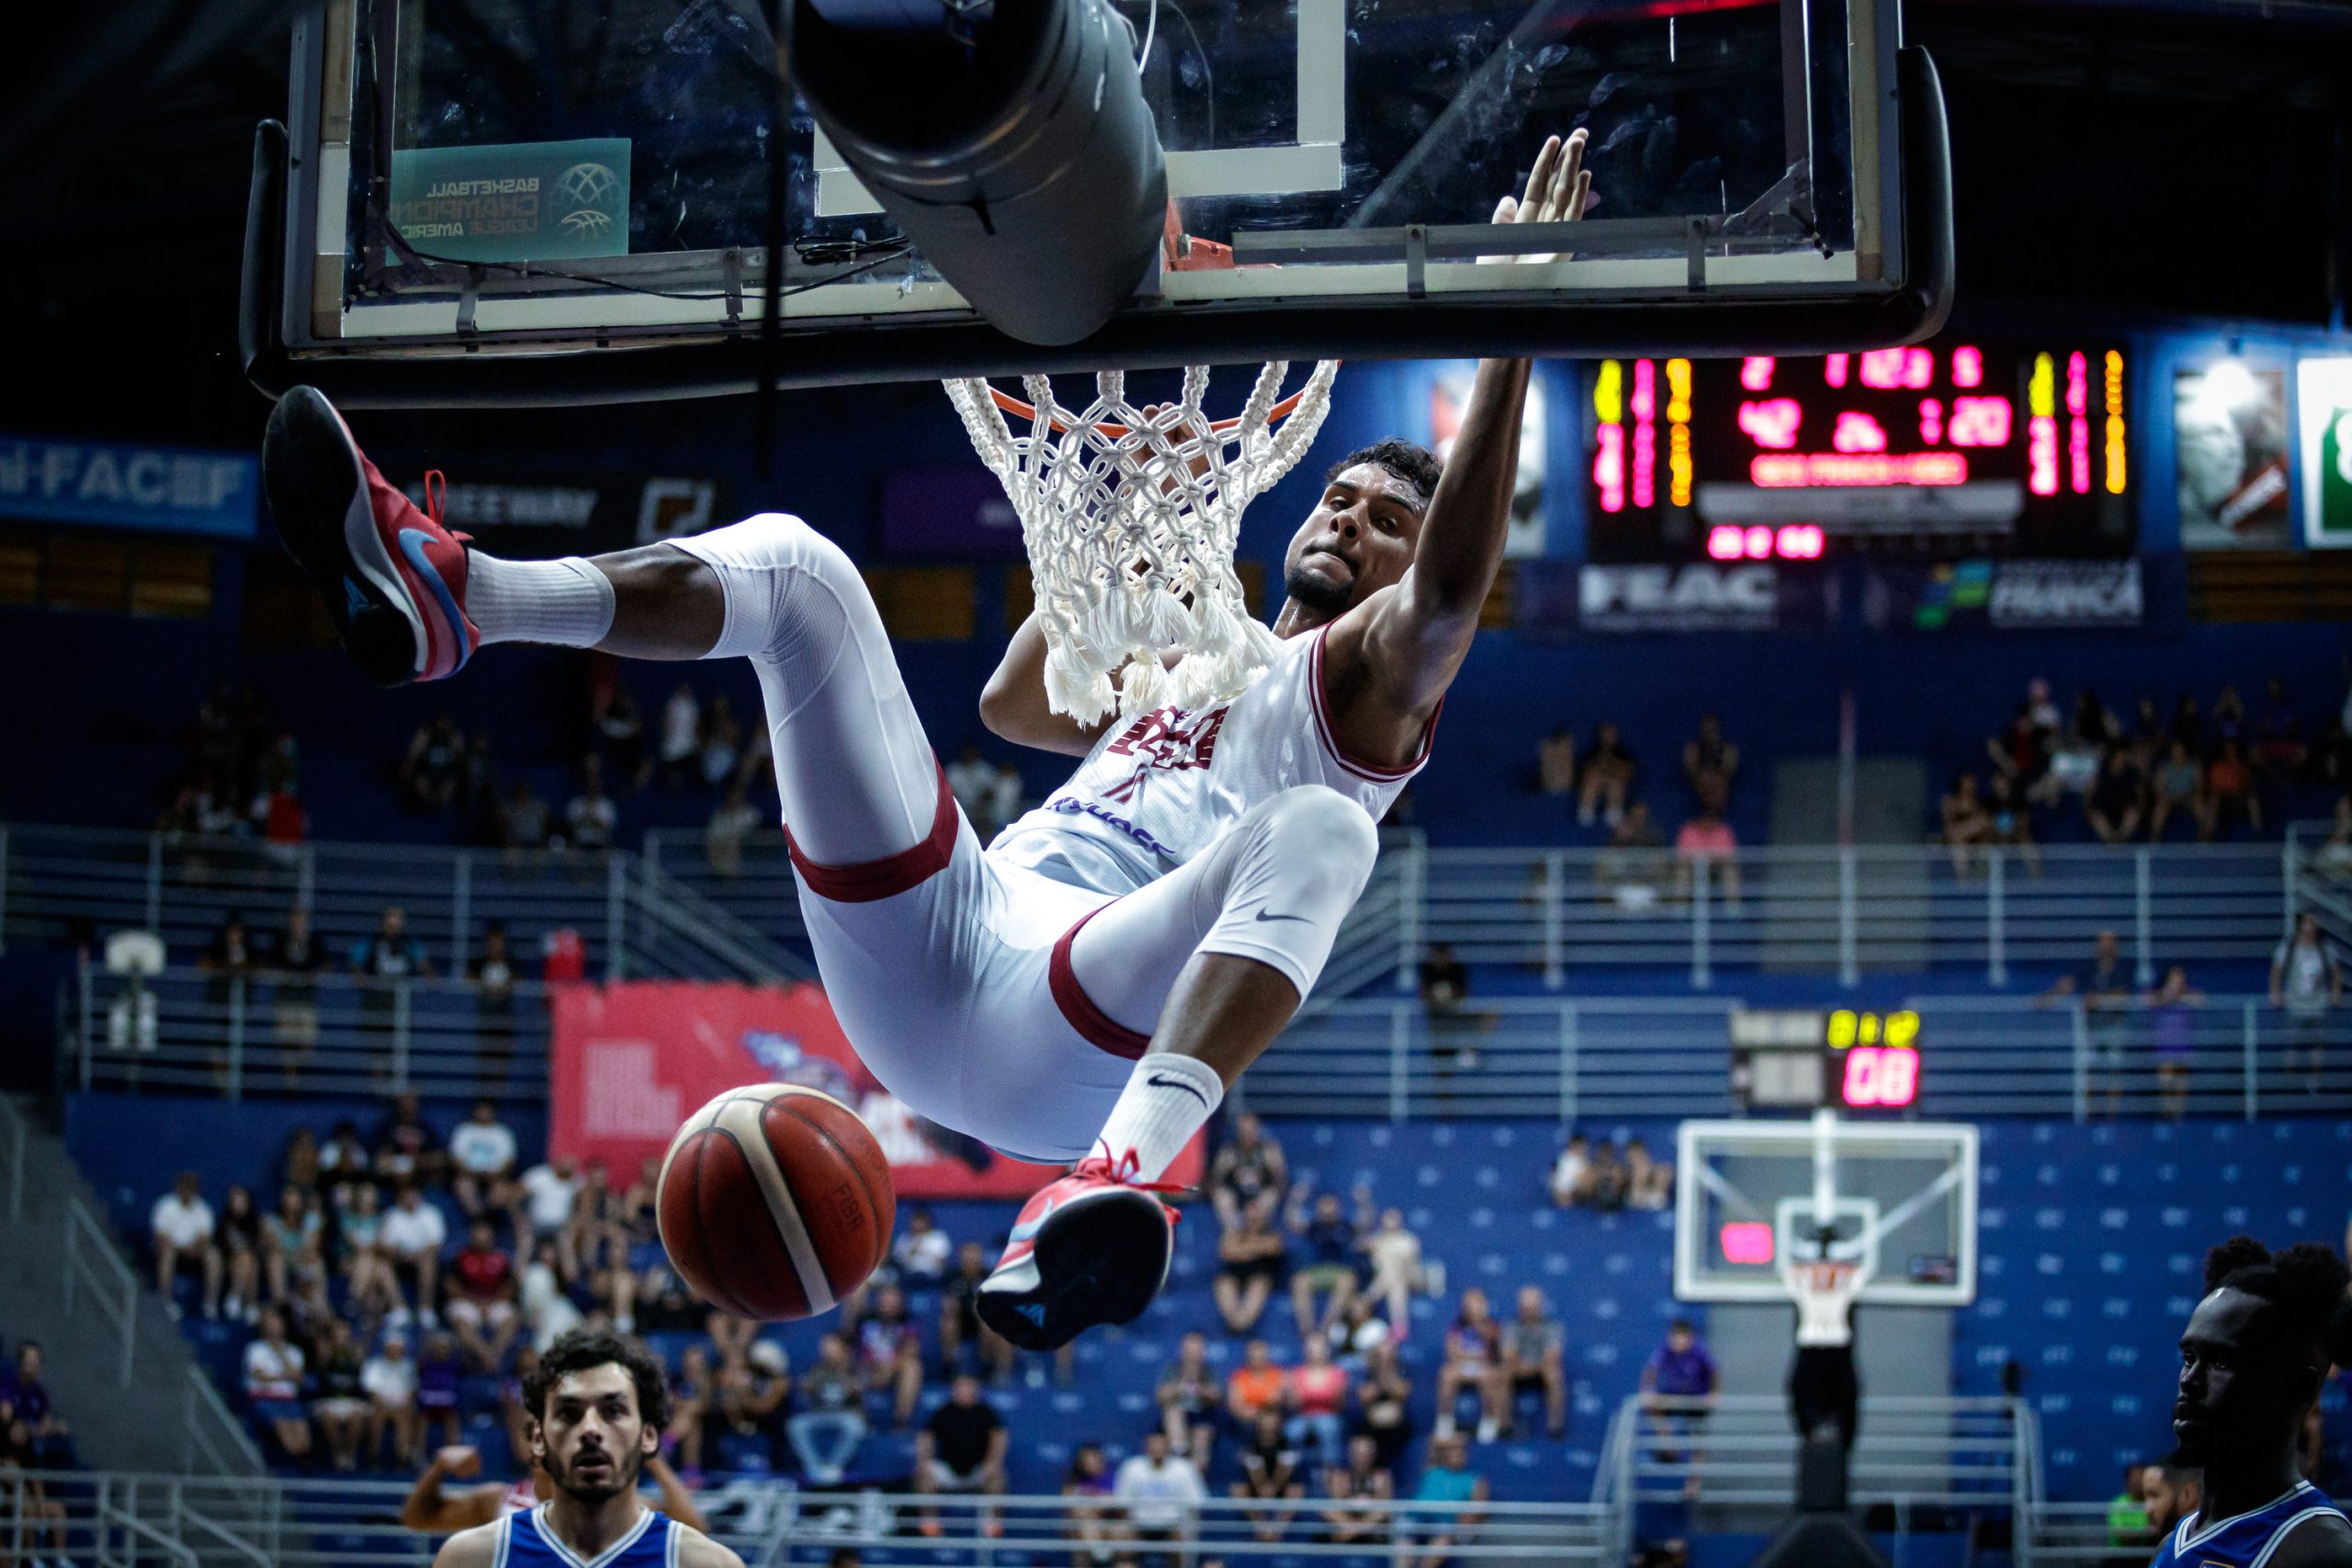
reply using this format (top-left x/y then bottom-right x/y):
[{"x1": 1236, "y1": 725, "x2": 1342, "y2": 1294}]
[
  {"x1": 1408, "y1": 1432, "x2": 1488, "y2": 1568},
  {"x1": 318, "y1": 1118, "x2": 371, "y2": 1207},
  {"x1": 469, "y1": 928, "x2": 522, "y2": 1085},
  {"x1": 447, "y1": 1100, "x2": 519, "y2": 1222},
  {"x1": 281, "y1": 1122, "x2": 322, "y2": 1193},
  {"x1": 1284, "y1": 1335, "x2": 1350, "y2": 1471},
  {"x1": 1419, "y1": 942, "x2": 1491, "y2": 1079},
  {"x1": 447, "y1": 1219, "x2": 522, "y2": 1371},
  {"x1": 1578, "y1": 721, "x2": 1636, "y2": 828},
  {"x1": 311, "y1": 1319, "x2": 372, "y2": 1471},
  {"x1": 1330, "y1": 1293, "x2": 1393, "y2": 1359},
  {"x1": 1289, "y1": 1190, "x2": 1362, "y2": 1340},
  {"x1": 1985, "y1": 705, "x2": 2051, "y2": 804},
  {"x1": 364, "y1": 1332, "x2": 422, "y2": 1468},
  {"x1": 401, "y1": 714, "x2": 464, "y2": 812},
  {"x1": 2045, "y1": 690, "x2": 2114, "y2": 801},
  {"x1": 1984, "y1": 773, "x2": 2041, "y2": 874},
  {"x1": 787, "y1": 1332, "x2": 867, "y2": 1485},
  {"x1": 706, "y1": 781, "x2": 763, "y2": 877},
  {"x1": 1624, "y1": 1136, "x2": 1674, "y2": 1210},
  {"x1": 415, "y1": 1330, "x2": 465, "y2": 1452},
  {"x1": 2087, "y1": 749, "x2": 2147, "y2": 844},
  {"x1": 1062, "y1": 1441, "x2": 1118, "y2": 1562},
  {"x1": 1156, "y1": 1330, "x2": 1222, "y2": 1469},
  {"x1": 1536, "y1": 728, "x2": 1577, "y2": 796},
  {"x1": 659, "y1": 681, "x2": 703, "y2": 788},
  {"x1": 2255, "y1": 676, "x2": 2307, "y2": 781},
  {"x1": 1234, "y1": 1408, "x2": 1306, "y2": 1541},
  {"x1": 596, "y1": 682, "x2": 650, "y2": 794},
  {"x1": 1498, "y1": 1286, "x2": 1566, "y2": 1438},
  {"x1": 2, "y1": 1343, "x2": 70, "y2": 1469},
  {"x1": 381, "y1": 1183, "x2": 448, "y2": 1329},
  {"x1": 717, "y1": 1342, "x2": 792, "y2": 1465},
  {"x1": 267, "y1": 906, "x2": 326, "y2": 1081},
  {"x1": 263, "y1": 1181, "x2": 325, "y2": 1309},
  {"x1": 893, "y1": 1206, "x2": 953, "y2": 1286},
  {"x1": 374, "y1": 1091, "x2": 446, "y2": 1190},
  {"x1": 1356, "y1": 1341, "x2": 1415, "y2": 1470},
  {"x1": 1209, "y1": 1112, "x2": 1288, "y2": 1233},
  {"x1": 218, "y1": 1183, "x2": 264, "y2": 1322},
  {"x1": 1673, "y1": 803, "x2": 1742, "y2": 909},
  {"x1": 2147, "y1": 962, "x2": 2205, "y2": 1121},
  {"x1": 915, "y1": 1374, "x2": 1009, "y2": 1534},
  {"x1": 1595, "y1": 801, "x2": 1670, "y2": 909},
  {"x1": 1358, "y1": 1204, "x2": 1422, "y2": 1337},
  {"x1": 1114, "y1": 1431, "x2": 1207, "y2": 1568},
  {"x1": 1322, "y1": 1432, "x2": 1396, "y2": 1547},
  {"x1": 1435, "y1": 1288, "x2": 1501, "y2": 1440},
  {"x1": 1215, "y1": 1206, "x2": 1288, "y2": 1335},
  {"x1": 1682, "y1": 714, "x2": 1739, "y2": 812},
  {"x1": 939, "y1": 1240, "x2": 1013, "y2": 1383},
  {"x1": 852, "y1": 1284, "x2": 923, "y2": 1427},
  {"x1": 664, "y1": 1344, "x2": 715, "y2": 1477},
  {"x1": 699, "y1": 694, "x2": 744, "y2": 787},
  {"x1": 1225, "y1": 1339, "x2": 1288, "y2": 1429},
  {"x1": 1550, "y1": 1134, "x2": 1595, "y2": 1208},
  {"x1": 2200, "y1": 739, "x2": 2261, "y2": 840},
  {"x1": 518, "y1": 1155, "x2": 585, "y2": 1278},
  {"x1": 1586, "y1": 1140, "x2": 1631, "y2": 1212},
  {"x1": 498, "y1": 780, "x2": 552, "y2": 853},
  {"x1": 1939, "y1": 773, "x2": 1993, "y2": 875},
  {"x1": 152, "y1": 1169, "x2": 222, "y2": 1320},
  {"x1": 2149, "y1": 740, "x2": 2204, "y2": 841},
  {"x1": 2272, "y1": 912, "x2": 2345, "y2": 1092},
  {"x1": 565, "y1": 755, "x2": 619, "y2": 852},
  {"x1": 1641, "y1": 1317, "x2": 1719, "y2": 1485}
]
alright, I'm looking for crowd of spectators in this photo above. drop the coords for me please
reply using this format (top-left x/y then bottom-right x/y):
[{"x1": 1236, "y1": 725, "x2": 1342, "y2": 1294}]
[
  {"x1": 1945, "y1": 676, "x2": 2352, "y2": 867},
  {"x1": 0, "y1": 1339, "x2": 74, "y2": 1562},
  {"x1": 154, "y1": 681, "x2": 310, "y2": 855},
  {"x1": 1533, "y1": 715, "x2": 1747, "y2": 911}
]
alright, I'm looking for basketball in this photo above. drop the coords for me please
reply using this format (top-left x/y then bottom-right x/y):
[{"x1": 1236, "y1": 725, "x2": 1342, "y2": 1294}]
[{"x1": 656, "y1": 1084, "x2": 895, "y2": 1322}]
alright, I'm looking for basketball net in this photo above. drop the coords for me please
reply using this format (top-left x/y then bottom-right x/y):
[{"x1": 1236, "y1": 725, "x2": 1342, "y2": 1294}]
[{"x1": 944, "y1": 361, "x2": 1340, "y2": 726}]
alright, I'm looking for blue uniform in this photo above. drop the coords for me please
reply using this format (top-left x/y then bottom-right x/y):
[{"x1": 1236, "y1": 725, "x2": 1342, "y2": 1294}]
[
  {"x1": 2150, "y1": 1481, "x2": 2346, "y2": 1568},
  {"x1": 494, "y1": 1504, "x2": 678, "y2": 1568}
]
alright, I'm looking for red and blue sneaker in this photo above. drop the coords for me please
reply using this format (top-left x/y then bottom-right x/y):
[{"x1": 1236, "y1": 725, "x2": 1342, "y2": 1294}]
[
  {"x1": 262, "y1": 386, "x2": 480, "y2": 686},
  {"x1": 976, "y1": 1145, "x2": 1182, "y2": 1352}
]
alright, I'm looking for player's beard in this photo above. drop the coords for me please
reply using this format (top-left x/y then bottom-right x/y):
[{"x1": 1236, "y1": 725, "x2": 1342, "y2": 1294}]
[
  {"x1": 551, "y1": 1439, "x2": 642, "y2": 1505},
  {"x1": 1283, "y1": 559, "x2": 1354, "y2": 617}
]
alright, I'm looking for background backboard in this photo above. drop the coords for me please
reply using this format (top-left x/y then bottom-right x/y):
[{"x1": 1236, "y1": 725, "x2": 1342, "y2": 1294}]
[
  {"x1": 1675, "y1": 1112, "x2": 1978, "y2": 1307},
  {"x1": 249, "y1": 0, "x2": 1951, "y2": 404}
]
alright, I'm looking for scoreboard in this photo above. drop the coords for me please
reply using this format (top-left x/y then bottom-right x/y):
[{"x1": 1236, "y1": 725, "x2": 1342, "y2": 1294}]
[
  {"x1": 1729, "y1": 1008, "x2": 1921, "y2": 1112},
  {"x1": 1586, "y1": 342, "x2": 2134, "y2": 561}
]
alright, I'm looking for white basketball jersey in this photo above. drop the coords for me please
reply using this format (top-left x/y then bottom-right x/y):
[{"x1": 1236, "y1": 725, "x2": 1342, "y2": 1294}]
[{"x1": 989, "y1": 626, "x2": 1434, "y2": 894}]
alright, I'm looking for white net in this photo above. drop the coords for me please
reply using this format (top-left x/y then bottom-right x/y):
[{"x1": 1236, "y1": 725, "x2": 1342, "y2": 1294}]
[{"x1": 944, "y1": 361, "x2": 1340, "y2": 726}]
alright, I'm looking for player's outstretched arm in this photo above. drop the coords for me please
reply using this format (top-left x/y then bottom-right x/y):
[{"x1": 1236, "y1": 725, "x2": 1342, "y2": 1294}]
[
  {"x1": 429, "y1": 1522, "x2": 501, "y2": 1568},
  {"x1": 1342, "y1": 131, "x2": 1589, "y2": 720},
  {"x1": 647, "y1": 1454, "x2": 711, "y2": 1535},
  {"x1": 674, "y1": 1521, "x2": 751, "y2": 1568},
  {"x1": 981, "y1": 613, "x2": 1123, "y2": 756},
  {"x1": 402, "y1": 1446, "x2": 504, "y2": 1533}
]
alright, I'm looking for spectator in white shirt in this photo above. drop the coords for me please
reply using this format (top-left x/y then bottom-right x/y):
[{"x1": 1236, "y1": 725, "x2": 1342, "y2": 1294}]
[
  {"x1": 1114, "y1": 1430, "x2": 1208, "y2": 1566},
  {"x1": 892, "y1": 1206, "x2": 953, "y2": 1285},
  {"x1": 363, "y1": 1333, "x2": 421, "y2": 1468},
  {"x1": 658, "y1": 681, "x2": 702, "y2": 788},
  {"x1": 705, "y1": 780, "x2": 763, "y2": 878},
  {"x1": 446, "y1": 1100, "x2": 518, "y2": 1222},
  {"x1": 152, "y1": 1170, "x2": 222, "y2": 1320},
  {"x1": 518, "y1": 1156, "x2": 584, "y2": 1278},
  {"x1": 1549, "y1": 1135, "x2": 1594, "y2": 1209},
  {"x1": 2271, "y1": 912, "x2": 2345, "y2": 1091},
  {"x1": 564, "y1": 756, "x2": 617, "y2": 852},
  {"x1": 380, "y1": 1184, "x2": 449, "y2": 1329},
  {"x1": 242, "y1": 1307, "x2": 312, "y2": 1460}
]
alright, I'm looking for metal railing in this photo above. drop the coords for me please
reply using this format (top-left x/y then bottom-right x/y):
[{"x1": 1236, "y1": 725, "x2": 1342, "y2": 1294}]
[
  {"x1": 182, "y1": 1366, "x2": 268, "y2": 1479},
  {"x1": 1239, "y1": 991, "x2": 2352, "y2": 1122},
  {"x1": 62, "y1": 1194, "x2": 141, "y2": 1386},
  {"x1": 68, "y1": 968, "x2": 556, "y2": 1101},
  {"x1": 1606, "y1": 1393, "x2": 2027, "y2": 1506}
]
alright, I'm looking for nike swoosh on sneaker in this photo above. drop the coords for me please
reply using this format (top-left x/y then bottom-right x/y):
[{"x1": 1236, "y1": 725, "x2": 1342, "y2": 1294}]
[
  {"x1": 1016, "y1": 1303, "x2": 1046, "y2": 1326},
  {"x1": 1008, "y1": 1198, "x2": 1059, "y2": 1244}
]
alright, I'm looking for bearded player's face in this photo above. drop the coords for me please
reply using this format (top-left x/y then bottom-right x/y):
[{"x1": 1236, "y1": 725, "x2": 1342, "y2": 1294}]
[
  {"x1": 535, "y1": 1363, "x2": 654, "y2": 1503},
  {"x1": 1282, "y1": 464, "x2": 1426, "y2": 620}
]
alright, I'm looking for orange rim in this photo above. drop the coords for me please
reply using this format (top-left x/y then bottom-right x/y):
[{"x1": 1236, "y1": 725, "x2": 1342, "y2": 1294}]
[{"x1": 986, "y1": 383, "x2": 1316, "y2": 439}]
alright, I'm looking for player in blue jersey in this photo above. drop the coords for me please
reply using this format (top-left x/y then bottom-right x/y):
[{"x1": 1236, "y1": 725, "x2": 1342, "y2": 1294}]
[
  {"x1": 431, "y1": 1329, "x2": 743, "y2": 1568},
  {"x1": 2153, "y1": 1238, "x2": 2352, "y2": 1568}
]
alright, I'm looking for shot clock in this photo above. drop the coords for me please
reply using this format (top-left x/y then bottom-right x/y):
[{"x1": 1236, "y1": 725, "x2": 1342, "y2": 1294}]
[{"x1": 1729, "y1": 1008, "x2": 1922, "y2": 1112}]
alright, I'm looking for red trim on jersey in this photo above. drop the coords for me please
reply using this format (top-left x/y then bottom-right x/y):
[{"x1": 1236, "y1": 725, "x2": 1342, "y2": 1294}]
[
  {"x1": 1307, "y1": 625, "x2": 1442, "y2": 782},
  {"x1": 786, "y1": 762, "x2": 959, "y2": 902},
  {"x1": 1049, "y1": 906, "x2": 1152, "y2": 1059}
]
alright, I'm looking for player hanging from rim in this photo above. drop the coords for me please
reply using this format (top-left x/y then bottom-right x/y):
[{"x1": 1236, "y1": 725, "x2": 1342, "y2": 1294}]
[
  {"x1": 1781, "y1": 1232, "x2": 1866, "y2": 1453},
  {"x1": 424, "y1": 1328, "x2": 743, "y2": 1568},
  {"x1": 399, "y1": 1438, "x2": 709, "y2": 1534},
  {"x1": 2152, "y1": 1237, "x2": 2352, "y2": 1568},
  {"x1": 263, "y1": 131, "x2": 1589, "y2": 1352}
]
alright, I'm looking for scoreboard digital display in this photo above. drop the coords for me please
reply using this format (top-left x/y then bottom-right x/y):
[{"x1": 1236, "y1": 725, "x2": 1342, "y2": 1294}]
[
  {"x1": 1730, "y1": 1008, "x2": 1921, "y2": 1111},
  {"x1": 1586, "y1": 343, "x2": 2134, "y2": 561}
]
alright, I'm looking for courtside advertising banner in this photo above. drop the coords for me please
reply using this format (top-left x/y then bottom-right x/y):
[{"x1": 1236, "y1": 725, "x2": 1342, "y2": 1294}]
[
  {"x1": 2301, "y1": 357, "x2": 2352, "y2": 548},
  {"x1": 550, "y1": 979, "x2": 1202, "y2": 1198}
]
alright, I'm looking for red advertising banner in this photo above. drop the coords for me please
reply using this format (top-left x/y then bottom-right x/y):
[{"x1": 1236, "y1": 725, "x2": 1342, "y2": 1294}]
[{"x1": 548, "y1": 980, "x2": 1200, "y2": 1200}]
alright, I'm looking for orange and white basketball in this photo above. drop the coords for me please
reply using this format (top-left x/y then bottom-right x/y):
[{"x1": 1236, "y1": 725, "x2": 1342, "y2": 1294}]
[{"x1": 656, "y1": 1084, "x2": 895, "y2": 1321}]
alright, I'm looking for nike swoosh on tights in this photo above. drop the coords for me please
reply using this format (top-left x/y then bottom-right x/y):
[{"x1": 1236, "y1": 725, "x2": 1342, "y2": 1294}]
[
  {"x1": 1147, "y1": 1072, "x2": 1210, "y2": 1108},
  {"x1": 1252, "y1": 909, "x2": 1311, "y2": 924}
]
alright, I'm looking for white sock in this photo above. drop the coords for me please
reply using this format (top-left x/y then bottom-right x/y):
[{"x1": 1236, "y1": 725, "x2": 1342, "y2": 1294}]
[
  {"x1": 1091, "y1": 1053, "x2": 1225, "y2": 1183},
  {"x1": 467, "y1": 553, "x2": 616, "y2": 648}
]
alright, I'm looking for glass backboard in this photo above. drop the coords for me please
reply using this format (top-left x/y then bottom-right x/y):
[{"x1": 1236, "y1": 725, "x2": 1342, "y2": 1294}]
[
  {"x1": 247, "y1": 0, "x2": 1951, "y2": 405},
  {"x1": 1674, "y1": 1111, "x2": 1977, "y2": 1306}
]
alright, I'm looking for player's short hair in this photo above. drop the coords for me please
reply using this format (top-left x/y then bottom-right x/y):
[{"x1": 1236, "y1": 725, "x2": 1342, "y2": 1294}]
[
  {"x1": 2200, "y1": 1235, "x2": 2352, "y2": 1368},
  {"x1": 524, "y1": 1328, "x2": 671, "y2": 1431},
  {"x1": 1328, "y1": 440, "x2": 1443, "y2": 510},
  {"x1": 2148, "y1": 1449, "x2": 2203, "y2": 1482}
]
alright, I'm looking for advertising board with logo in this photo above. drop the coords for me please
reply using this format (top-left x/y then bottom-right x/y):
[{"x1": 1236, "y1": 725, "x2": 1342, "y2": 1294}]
[
  {"x1": 1517, "y1": 559, "x2": 1831, "y2": 635},
  {"x1": 549, "y1": 979, "x2": 1203, "y2": 1200},
  {"x1": 2174, "y1": 361, "x2": 2291, "y2": 550},
  {"x1": 0, "y1": 435, "x2": 257, "y2": 539},
  {"x1": 397, "y1": 471, "x2": 722, "y2": 553},
  {"x1": 387, "y1": 138, "x2": 632, "y2": 264},
  {"x1": 2301, "y1": 357, "x2": 2352, "y2": 550},
  {"x1": 1862, "y1": 556, "x2": 2184, "y2": 632}
]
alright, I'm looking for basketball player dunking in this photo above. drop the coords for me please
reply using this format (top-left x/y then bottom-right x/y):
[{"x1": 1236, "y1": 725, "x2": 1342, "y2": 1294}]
[
  {"x1": 2153, "y1": 1238, "x2": 2352, "y2": 1568},
  {"x1": 265, "y1": 132, "x2": 1589, "y2": 1351},
  {"x1": 428, "y1": 1329, "x2": 743, "y2": 1568}
]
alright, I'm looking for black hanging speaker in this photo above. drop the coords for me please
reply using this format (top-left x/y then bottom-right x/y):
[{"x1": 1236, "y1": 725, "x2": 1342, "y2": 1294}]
[{"x1": 786, "y1": 0, "x2": 1168, "y2": 347}]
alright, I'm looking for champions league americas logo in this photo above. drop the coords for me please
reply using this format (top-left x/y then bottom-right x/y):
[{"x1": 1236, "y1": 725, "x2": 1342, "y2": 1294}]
[
  {"x1": 554, "y1": 162, "x2": 619, "y2": 236},
  {"x1": 741, "y1": 1029, "x2": 855, "y2": 1101}
]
